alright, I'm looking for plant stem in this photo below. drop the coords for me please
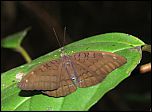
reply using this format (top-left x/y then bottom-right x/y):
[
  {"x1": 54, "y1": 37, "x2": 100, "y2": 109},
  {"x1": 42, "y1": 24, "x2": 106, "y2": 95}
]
[
  {"x1": 16, "y1": 46, "x2": 32, "y2": 63},
  {"x1": 142, "y1": 44, "x2": 151, "y2": 53}
]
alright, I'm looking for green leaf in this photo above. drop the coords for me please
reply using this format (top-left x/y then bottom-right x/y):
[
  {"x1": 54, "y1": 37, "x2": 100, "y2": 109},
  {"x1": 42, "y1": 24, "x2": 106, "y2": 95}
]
[
  {"x1": 1, "y1": 27, "x2": 32, "y2": 63},
  {"x1": 1, "y1": 27, "x2": 30, "y2": 49},
  {"x1": 1, "y1": 32, "x2": 145, "y2": 111}
]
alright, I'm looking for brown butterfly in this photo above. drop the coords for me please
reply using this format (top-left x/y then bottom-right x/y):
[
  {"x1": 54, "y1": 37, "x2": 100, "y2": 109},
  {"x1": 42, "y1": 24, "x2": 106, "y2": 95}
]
[{"x1": 18, "y1": 27, "x2": 127, "y2": 97}]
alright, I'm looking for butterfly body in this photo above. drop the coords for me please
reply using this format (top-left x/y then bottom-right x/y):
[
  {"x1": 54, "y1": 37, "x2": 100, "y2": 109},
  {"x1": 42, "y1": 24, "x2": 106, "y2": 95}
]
[{"x1": 18, "y1": 51, "x2": 127, "y2": 97}]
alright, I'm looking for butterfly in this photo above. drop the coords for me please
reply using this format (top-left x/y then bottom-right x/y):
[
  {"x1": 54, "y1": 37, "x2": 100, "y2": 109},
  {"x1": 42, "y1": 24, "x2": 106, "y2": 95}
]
[
  {"x1": 18, "y1": 50, "x2": 126, "y2": 97},
  {"x1": 18, "y1": 27, "x2": 127, "y2": 97}
]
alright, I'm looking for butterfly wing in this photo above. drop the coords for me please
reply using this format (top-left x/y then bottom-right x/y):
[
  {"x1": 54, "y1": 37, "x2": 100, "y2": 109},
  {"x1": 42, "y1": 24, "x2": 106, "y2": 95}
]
[
  {"x1": 18, "y1": 60, "x2": 61, "y2": 90},
  {"x1": 71, "y1": 51, "x2": 127, "y2": 88},
  {"x1": 18, "y1": 50, "x2": 127, "y2": 97},
  {"x1": 42, "y1": 61, "x2": 77, "y2": 97}
]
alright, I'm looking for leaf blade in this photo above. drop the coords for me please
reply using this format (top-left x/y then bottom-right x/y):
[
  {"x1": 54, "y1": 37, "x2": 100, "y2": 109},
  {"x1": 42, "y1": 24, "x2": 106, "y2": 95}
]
[
  {"x1": 1, "y1": 27, "x2": 30, "y2": 49},
  {"x1": 1, "y1": 32, "x2": 145, "y2": 111}
]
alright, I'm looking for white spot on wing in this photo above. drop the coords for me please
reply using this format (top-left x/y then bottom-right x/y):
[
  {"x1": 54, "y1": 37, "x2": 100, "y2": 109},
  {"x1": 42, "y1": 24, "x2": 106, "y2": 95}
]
[
  {"x1": 16, "y1": 72, "x2": 25, "y2": 82},
  {"x1": 113, "y1": 56, "x2": 117, "y2": 59},
  {"x1": 66, "y1": 62, "x2": 70, "y2": 65},
  {"x1": 102, "y1": 53, "x2": 105, "y2": 55}
]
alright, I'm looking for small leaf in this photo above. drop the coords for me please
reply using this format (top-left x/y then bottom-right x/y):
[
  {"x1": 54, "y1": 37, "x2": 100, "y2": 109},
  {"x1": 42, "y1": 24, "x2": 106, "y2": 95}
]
[
  {"x1": 1, "y1": 27, "x2": 31, "y2": 49},
  {"x1": 1, "y1": 32, "x2": 145, "y2": 111}
]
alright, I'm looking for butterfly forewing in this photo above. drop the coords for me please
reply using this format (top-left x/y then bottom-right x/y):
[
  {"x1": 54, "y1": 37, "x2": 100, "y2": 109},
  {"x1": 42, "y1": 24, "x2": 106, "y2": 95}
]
[
  {"x1": 71, "y1": 51, "x2": 127, "y2": 88},
  {"x1": 18, "y1": 60, "x2": 61, "y2": 90}
]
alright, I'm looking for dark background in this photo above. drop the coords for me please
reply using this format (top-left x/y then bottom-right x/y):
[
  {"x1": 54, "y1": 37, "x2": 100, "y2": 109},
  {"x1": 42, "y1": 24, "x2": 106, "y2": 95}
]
[{"x1": 1, "y1": 1, "x2": 151, "y2": 111}]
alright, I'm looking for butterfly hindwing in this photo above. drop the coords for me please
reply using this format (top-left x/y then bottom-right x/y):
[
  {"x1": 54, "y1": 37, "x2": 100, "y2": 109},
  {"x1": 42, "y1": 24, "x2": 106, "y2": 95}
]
[{"x1": 42, "y1": 61, "x2": 77, "y2": 97}]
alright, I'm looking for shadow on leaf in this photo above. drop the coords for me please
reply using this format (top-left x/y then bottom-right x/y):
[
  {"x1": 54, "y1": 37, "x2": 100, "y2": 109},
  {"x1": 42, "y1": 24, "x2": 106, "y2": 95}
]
[{"x1": 19, "y1": 90, "x2": 42, "y2": 97}]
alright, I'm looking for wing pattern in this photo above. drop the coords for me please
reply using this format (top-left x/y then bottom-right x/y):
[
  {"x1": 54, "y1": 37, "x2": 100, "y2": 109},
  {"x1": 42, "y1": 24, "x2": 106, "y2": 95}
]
[
  {"x1": 18, "y1": 60, "x2": 60, "y2": 90},
  {"x1": 42, "y1": 61, "x2": 77, "y2": 97},
  {"x1": 18, "y1": 51, "x2": 127, "y2": 97},
  {"x1": 71, "y1": 51, "x2": 127, "y2": 88}
]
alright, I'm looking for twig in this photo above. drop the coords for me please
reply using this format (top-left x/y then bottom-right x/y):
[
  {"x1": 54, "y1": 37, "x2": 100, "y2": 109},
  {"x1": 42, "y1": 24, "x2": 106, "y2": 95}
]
[{"x1": 140, "y1": 63, "x2": 151, "y2": 74}]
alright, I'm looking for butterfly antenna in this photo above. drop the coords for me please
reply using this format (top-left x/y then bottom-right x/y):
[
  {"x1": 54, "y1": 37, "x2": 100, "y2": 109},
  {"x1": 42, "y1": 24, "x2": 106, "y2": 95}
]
[
  {"x1": 63, "y1": 26, "x2": 66, "y2": 47},
  {"x1": 52, "y1": 27, "x2": 62, "y2": 48}
]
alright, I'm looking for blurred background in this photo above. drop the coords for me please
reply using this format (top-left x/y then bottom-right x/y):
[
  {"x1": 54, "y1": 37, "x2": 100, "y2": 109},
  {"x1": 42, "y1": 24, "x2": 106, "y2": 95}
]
[{"x1": 1, "y1": 1, "x2": 151, "y2": 111}]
